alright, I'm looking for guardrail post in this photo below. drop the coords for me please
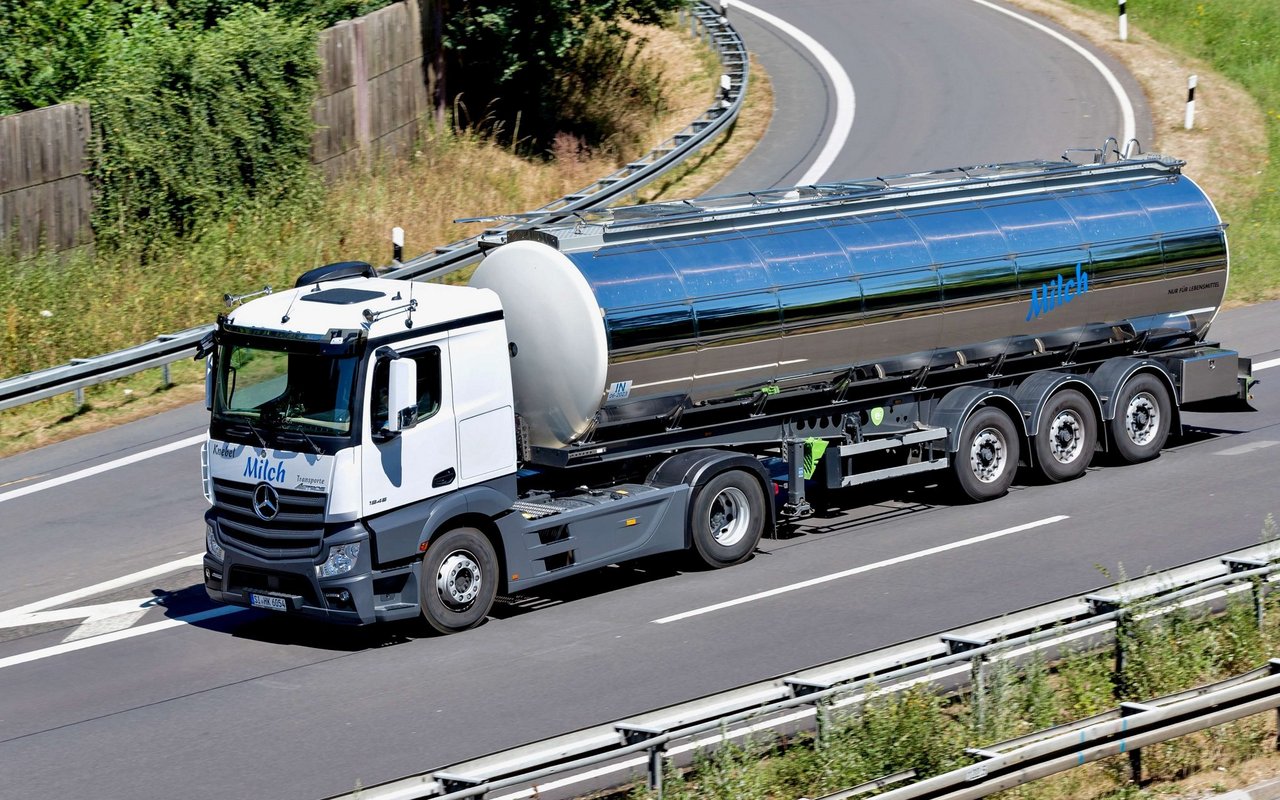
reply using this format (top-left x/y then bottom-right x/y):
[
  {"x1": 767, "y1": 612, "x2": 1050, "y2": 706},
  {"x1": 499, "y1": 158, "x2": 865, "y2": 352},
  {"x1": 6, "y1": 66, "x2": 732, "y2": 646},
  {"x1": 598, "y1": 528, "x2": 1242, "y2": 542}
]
[
  {"x1": 74, "y1": 387, "x2": 85, "y2": 408},
  {"x1": 1121, "y1": 702, "x2": 1154, "y2": 786},
  {"x1": 1089, "y1": 596, "x2": 1129, "y2": 699},
  {"x1": 648, "y1": 741, "x2": 666, "y2": 796},
  {"x1": 815, "y1": 695, "x2": 832, "y2": 750},
  {"x1": 1224, "y1": 558, "x2": 1270, "y2": 631},
  {"x1": 1271, "y1": 660, "x2": 1280, "y2": 751}
]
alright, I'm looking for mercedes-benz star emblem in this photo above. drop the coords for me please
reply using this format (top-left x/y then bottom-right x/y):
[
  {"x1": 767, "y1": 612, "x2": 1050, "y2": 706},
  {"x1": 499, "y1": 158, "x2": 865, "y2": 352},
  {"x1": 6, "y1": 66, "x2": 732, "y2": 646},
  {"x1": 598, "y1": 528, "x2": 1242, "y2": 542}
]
[{"x1": 252, "y1": 483, "x2": 281, "y2": 521}]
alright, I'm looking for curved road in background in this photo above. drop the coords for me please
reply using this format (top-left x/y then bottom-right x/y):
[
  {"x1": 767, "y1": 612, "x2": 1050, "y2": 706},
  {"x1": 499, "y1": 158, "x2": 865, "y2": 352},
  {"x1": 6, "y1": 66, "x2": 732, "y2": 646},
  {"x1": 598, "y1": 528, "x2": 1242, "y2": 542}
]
[
  {"x1": 1, "y1": 3, "x2": 1274, "y2": 799},
  {"x1": 718, "y1": 0, "x2": 1149, "y2": 191}
]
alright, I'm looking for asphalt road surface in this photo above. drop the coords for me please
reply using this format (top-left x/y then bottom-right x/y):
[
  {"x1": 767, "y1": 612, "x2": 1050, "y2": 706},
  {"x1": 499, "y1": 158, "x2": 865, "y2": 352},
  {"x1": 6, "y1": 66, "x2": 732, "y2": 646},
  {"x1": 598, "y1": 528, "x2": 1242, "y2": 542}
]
[{"x1": 0, "y1": 3, "x2": 1268, "y2": 799}]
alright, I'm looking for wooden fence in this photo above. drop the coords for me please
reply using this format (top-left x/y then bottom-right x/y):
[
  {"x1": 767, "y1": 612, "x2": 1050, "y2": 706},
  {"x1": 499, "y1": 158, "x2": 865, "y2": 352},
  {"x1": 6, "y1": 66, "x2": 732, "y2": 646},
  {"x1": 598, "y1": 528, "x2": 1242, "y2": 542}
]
[
  {"x1": 0, "y1": 0, "x2": 438, "y2": 257},
  {"x1": 0, "y1": 103, "x2": 94, "y2": 259},
  {"x1": 312, "y1": 0, "x2": 436, "y2": 180}
]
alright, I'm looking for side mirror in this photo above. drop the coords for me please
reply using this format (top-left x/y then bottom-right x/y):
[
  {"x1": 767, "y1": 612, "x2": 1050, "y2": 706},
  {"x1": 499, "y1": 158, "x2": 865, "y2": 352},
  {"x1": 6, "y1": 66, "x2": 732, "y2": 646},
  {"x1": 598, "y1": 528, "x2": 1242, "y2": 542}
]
[
  {"x1": 383, "y1": 356, "x2": 418, "y2": 436},
  {"x1": 204, "y1": 355, "x2": 214, "y2": 411}
]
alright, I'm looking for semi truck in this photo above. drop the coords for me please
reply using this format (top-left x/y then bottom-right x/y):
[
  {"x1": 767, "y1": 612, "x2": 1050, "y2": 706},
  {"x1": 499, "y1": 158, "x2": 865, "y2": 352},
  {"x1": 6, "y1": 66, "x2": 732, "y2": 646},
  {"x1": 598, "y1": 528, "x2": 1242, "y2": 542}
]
[{"x1": 200, "y1": 151, "x2": 1250, "y2": 632}]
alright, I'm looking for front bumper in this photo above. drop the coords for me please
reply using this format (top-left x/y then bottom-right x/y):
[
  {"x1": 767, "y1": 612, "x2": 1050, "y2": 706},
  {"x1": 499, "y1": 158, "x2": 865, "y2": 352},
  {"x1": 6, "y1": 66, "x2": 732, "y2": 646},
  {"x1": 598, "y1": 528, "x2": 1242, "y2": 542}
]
[{"x1": 203, "y1": 513, "x2": 420, "y2": 625}]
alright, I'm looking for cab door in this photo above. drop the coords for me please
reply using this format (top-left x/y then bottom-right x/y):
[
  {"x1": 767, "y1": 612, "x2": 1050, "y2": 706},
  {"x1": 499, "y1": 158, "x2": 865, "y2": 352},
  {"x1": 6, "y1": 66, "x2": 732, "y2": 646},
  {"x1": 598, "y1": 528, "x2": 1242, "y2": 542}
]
[{"x1": 361, "y1": 339, "x2": 459, "y2": 512}]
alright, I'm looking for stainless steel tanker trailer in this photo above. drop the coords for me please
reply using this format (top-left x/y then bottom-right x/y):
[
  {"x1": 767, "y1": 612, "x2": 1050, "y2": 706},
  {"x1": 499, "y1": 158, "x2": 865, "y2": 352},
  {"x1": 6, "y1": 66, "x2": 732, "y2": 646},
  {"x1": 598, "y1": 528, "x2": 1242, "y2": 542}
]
[{"x1": 199, "y1": 151, "x2": 1251, "y2": 631}]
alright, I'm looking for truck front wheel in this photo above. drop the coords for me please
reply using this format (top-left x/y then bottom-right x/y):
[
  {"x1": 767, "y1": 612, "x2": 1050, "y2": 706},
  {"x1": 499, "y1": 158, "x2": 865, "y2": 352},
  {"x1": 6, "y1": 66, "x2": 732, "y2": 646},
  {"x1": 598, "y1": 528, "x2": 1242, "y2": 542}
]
[
  {"x1": 952, "y1": 406, "x2": 1020, "y2": 502},
  {"x1": 690, "y1": 471, "x2": 766, "y2": 568},
  {"x1": 420, "y1": 527, "x2": 498, "y2": 634}
]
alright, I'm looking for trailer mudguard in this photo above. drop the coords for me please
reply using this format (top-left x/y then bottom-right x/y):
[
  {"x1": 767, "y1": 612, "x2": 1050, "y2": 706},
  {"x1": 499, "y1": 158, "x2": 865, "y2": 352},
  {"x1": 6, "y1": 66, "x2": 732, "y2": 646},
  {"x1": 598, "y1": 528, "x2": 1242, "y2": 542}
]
[
  {"x1": 1013, "y1": 372, "x2": 1104, "y2": 443},
  {"x1": 1087, "y1": 358, "x2": 1179, "y2": 421},
  {"x1": 931, "y1": 386, "x2": 1026, "y2": 455}
]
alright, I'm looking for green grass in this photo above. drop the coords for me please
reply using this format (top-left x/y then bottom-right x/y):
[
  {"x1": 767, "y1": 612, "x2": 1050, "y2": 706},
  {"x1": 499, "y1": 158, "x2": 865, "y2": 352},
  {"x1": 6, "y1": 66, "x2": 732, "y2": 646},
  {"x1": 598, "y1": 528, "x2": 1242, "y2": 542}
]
[
  {"x1": 1063, "y1": 0, "x2": 1280, "y2": 304},
  {"x1": 0, "y1": 16, "x2": 759, "y2": 455}
]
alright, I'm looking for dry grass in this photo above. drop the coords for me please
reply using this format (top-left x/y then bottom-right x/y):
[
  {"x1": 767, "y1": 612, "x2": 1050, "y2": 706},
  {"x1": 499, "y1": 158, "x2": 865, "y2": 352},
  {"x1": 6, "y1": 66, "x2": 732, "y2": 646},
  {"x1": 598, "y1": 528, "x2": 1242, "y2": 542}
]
[{"x1": 0, "y1": 21, "x2": 774, "y2": 459}]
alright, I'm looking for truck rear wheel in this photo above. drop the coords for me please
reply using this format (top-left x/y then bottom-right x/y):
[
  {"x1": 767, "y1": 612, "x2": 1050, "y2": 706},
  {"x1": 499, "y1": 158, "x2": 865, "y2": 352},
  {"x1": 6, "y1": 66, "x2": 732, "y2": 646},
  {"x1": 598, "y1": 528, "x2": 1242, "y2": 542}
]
[
  {"x1": 420, "y1": 527, "x2": 498, "y2": 634},
  {"x1": 690, "y1": 471, "x2": 766, "y2": 568},
  {"x1": 1034, "y1": 389, "x2": 1096, "y2": 482},
  {"x1": 952, "y1": 406, "x2": 1020, "y2": 502},
  {"x1": 1109, "y1": 373, "x2": 1171, "y2": 463}
]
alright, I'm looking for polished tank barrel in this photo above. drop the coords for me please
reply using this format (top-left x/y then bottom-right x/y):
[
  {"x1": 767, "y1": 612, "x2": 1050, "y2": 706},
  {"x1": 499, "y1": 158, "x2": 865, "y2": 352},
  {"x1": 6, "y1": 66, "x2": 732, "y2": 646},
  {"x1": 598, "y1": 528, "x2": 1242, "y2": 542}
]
[{"x1": 470, "y1": 156, "x2": 1228, "y2": 450}]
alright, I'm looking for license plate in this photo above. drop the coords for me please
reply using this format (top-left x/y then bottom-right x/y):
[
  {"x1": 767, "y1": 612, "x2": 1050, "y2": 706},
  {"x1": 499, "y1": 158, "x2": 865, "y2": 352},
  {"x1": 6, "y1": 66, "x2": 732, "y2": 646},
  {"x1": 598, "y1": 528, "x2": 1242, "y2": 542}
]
[{"x1": 249, "y1": 592, "x2": 288, "y2": 611}]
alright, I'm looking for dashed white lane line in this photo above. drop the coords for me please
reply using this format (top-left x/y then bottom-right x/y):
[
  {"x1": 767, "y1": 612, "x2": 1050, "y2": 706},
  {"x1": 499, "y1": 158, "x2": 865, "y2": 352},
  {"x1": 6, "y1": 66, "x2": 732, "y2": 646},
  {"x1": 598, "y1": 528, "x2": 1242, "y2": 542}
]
[
  {"x1": 0, "y1": 433, "x2": 205, "y2": 504},
  {"x1": 1215, "y1": 440, "x2": 1279, "y2": 457},
  {"x1": 653, "y1": 515, "x2": 1070, "y2": 624},
  {"x1": 730, "y1": 1, "x2": 855, "y2": 186},
  {"x1": 1254, "y1": 357, "x2": 1280, "y2": 371}
]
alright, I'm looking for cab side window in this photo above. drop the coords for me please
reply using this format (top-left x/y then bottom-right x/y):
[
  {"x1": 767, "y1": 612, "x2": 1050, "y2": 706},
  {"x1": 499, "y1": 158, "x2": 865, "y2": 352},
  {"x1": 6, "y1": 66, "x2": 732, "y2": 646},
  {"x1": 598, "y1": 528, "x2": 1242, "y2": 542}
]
[{"x1": 370, "y1": 347, "x2": 443, "y2": 431}]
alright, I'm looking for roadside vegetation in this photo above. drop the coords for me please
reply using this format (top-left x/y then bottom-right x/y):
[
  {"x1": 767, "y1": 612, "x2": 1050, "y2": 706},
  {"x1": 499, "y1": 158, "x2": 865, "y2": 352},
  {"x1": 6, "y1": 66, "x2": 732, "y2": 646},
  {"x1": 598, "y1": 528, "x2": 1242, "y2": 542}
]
[
  {"x1": 0, "y1": 6, "x2": 773, "y2": 457},
  {"x1": 627, "y1": 522, "x2": 1280, "y2": 800},
  {"x1": 1014, "y1": 0, "x2": 1279, "y2": 305}
]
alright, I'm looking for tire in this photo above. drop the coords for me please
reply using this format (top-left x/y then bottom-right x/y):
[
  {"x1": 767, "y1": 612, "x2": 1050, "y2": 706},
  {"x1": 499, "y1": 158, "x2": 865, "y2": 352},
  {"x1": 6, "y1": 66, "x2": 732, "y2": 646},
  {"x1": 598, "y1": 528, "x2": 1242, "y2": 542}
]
[
  {"x1": 952, "y1": 406, "x2": 1021, "y2": 502},
  {"x1": 1034, "y1": 389, "x2": 1097, "y2": 482},
  {"x1": 420, "y1": 527, "x2": 498, "y2": 634},
  {"x1": 1108, "y1": 373, "x2": 1171, "y2": 464},
  {"x1": 690, "y1": 470, "x2": 766, "y2": 568}
]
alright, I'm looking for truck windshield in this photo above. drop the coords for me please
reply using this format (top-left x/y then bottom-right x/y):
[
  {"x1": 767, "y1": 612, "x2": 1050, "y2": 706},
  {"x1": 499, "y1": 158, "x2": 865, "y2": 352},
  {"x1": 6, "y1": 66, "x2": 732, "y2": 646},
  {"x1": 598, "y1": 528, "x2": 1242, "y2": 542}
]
[{"x1": 213, "y1": 343, "x2": 359, "y2": 437}]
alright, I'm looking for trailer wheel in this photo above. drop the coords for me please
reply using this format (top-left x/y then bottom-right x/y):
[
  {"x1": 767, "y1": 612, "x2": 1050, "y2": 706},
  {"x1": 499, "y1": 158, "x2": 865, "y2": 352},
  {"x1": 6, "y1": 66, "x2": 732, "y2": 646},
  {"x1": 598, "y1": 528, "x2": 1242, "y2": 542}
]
[
  {"x1": 690, "y1": 471, "x2": 766, "y2": 568},
  {"x1": 1034, "y1": 389, "x2": 1096, "y2": 482},
  {"x1": 952, "y1": 406, "x2": 1020, "y2": 502},
  {"x1": 1109, "y1": 373, "x2": 1171, "y2": 464},
  {"x1": 420, "y1": 527, "x2": 498, "y2": 634}
]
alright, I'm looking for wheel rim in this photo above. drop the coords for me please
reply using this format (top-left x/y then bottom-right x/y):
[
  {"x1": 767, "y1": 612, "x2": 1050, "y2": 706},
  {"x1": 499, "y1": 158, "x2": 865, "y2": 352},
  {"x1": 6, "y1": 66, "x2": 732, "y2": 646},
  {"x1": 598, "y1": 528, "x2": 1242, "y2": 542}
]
[
  {"x1": 1124, "y1": 392, "x2": 1160, "y2": 447},
  {"x1": 437, "y1": 549, "x2": 482, "y2": 608},
  {"x1": 969, "y1": 427, "x2": 1008, "y2": 484},
  {"x1": 707, "y1": 486, "x2": 751, "y2": 547},
  {"x1": 1047, "y1": 409, "x2": 1085, "y2": 464}
]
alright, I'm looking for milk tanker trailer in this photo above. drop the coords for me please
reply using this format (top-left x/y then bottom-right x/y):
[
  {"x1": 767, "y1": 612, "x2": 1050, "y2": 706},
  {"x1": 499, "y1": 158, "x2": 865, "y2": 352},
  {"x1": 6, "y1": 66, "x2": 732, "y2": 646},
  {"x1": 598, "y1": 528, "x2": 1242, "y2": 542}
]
[{"x1": 199, "y1": 152, "x2": 1249, "y2": 631}]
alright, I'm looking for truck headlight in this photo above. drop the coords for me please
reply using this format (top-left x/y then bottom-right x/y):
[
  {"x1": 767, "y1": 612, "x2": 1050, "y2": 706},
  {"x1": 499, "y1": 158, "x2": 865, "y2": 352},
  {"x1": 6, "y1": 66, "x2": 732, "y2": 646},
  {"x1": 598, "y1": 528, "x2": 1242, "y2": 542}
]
[
  {"x1": 317, "y1": 542, "x2": 361, "y2": 578},
  {"x1": 206, "y1": 523, "x2": 225, "y2": 561}
]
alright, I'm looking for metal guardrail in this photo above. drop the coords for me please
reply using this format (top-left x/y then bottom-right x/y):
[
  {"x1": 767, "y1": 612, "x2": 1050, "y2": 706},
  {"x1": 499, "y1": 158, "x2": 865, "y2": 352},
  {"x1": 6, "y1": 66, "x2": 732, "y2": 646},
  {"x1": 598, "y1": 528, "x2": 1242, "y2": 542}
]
[
  {"x1": 0, "y1": 1, "x2": 747, "y2": 413},
  {"x1": 815, "y1": 662, "x2": 1280, "y2": 800},
  {"x1": 324, "y1": 539, "x2": 1280, "y2": 800}
]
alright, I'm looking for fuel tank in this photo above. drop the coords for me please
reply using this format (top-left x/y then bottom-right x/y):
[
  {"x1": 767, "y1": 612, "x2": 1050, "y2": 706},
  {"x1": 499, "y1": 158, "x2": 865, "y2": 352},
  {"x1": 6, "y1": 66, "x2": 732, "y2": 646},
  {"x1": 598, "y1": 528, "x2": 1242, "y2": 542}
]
[{"x1": 469, "y1": 155, "x2": 1228, "y2": 450}]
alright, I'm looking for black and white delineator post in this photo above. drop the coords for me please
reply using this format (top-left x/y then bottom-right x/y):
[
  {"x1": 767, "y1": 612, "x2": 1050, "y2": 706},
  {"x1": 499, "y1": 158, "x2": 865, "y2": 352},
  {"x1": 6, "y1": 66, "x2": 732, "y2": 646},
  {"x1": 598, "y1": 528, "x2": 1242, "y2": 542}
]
[
  {"x1": 1185, "y1": 75, "x2": 1197, "y2": 130},
  {"x1": 1118, "y1": 0, "x2": 1127, "y2": 42},
  {"x1": 391, "y1": 226, "x2": 404, "y2": 264}
]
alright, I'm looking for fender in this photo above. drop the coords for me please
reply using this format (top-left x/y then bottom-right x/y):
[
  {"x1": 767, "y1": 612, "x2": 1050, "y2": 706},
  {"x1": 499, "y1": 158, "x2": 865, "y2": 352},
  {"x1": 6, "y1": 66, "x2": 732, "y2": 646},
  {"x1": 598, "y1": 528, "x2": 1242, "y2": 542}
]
[
  {"x1": 1086, "y1": 357, "x2": 1181, "y2": 449},
  {"x1": 646, "y1": 449, "x2": 774, "y2": 544},
  {"x1": 1013, "y1": 372, "x2": 1104, "y2": 442},
  {"x1": 931, "y1": 385, "x2": 1026, "y2": 455},
  {"x1": 364, "y1": 476, "x2": 517, "y2": 564}
]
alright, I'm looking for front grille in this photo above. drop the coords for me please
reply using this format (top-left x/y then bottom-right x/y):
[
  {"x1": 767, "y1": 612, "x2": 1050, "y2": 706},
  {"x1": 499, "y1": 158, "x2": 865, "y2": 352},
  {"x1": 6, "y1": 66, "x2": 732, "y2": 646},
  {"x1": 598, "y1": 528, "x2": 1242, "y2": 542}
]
[
  {"x1": 213, "y1": 478, "x2": 326, "y2": 558},
  {"x1": 228, "y1": 566, "x2": 318, "y2": 605}
]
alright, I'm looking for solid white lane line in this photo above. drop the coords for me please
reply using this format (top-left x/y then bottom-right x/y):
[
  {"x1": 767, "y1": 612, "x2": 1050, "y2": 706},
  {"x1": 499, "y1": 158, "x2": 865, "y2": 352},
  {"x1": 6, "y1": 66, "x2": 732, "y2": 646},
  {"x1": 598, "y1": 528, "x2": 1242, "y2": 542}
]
[
  {"x1": 653, "y1": 515, "x2": 1070, "y2": 624},
  {"x1": 0, "y1": 553, "x2": 204, "y2": 618},
  {"x1": 0, "y1": 606, "x2": 244, "y2": 671},
  {"x1": 730, "y1": 1, "x2": 855, "y2": 186},
  {"x1": 1254, "y1": 357, "x2": 1280, "y2": 371},
  {"x1": 0, "y1": 432, "x2": 205, "y2": 504},
  {"x1": 968, "y1": 0, "x2": 1137, "y2": 146}
]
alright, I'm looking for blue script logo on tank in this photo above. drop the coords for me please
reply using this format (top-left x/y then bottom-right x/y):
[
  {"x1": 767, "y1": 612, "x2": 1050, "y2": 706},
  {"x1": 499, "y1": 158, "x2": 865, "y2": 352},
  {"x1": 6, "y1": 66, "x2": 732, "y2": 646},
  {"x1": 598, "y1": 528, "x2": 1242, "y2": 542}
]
[
  {"x1": 244, "y1": 456, "x2": 287, "y2": 484},
  {"x1": 1027, "y1": 263, "x2": 1090, "y2": 321}
]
